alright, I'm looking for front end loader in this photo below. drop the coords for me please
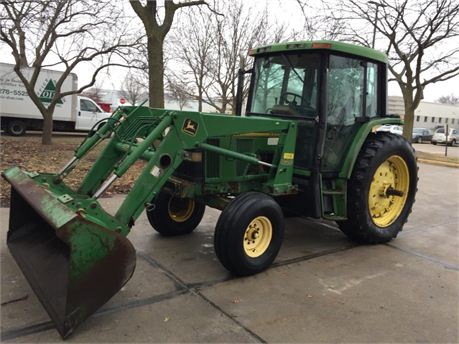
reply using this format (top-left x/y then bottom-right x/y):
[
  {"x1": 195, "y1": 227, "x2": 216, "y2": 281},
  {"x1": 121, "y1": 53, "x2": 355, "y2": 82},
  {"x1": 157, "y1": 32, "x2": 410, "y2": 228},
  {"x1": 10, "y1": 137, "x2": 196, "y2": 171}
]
[{"x1": 3, "y1": 41, "x2": 417, "y2": 337}]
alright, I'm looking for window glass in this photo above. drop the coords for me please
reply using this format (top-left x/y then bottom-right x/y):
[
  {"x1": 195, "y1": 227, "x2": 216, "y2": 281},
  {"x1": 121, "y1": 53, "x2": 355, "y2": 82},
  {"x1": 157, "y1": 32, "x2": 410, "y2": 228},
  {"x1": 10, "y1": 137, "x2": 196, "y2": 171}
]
[
  {"x1": 327, "y1": 55, "x2": 364, "y2": 126},
  {"x1": 250, "y1": 53, "x2": 320, "y2": 117},
  {"x1": 431, "y1": 117, "x2": 435, "y2": 123},
  {"x1": 323, "y1": 55, "x2": 365, "y2": 171},
  {"x1": 424, "y1": 116, "x2": 427, "y2": 122},
  {"x1": 80, "y1": 99, "x2": 100, "y2": 112},
  {"x1": 416, "y1": 116, "x2": 420, "y2": 122},
  {"x1": 439, "y1": 118, "x2": 442, "y2": 123},
  {"x1": 366, "y1": 62, "x2": 378, "y2": 117}
]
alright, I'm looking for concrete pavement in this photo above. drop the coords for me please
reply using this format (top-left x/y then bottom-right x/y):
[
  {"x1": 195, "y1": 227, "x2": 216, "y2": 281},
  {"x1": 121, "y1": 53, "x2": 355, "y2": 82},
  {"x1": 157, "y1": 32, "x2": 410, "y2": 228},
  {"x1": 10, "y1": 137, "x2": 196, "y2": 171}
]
[{"x1": 1, "y1": 163, "x2": 458, "y2": 343}]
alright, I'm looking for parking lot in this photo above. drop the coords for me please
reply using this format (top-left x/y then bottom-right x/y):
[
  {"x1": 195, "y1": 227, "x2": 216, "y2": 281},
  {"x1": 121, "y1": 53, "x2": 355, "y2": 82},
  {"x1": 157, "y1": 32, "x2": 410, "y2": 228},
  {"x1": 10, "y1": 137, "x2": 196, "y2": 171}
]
[{"x1": 1, "y1": 162, "x2": 458, "y2": 343}]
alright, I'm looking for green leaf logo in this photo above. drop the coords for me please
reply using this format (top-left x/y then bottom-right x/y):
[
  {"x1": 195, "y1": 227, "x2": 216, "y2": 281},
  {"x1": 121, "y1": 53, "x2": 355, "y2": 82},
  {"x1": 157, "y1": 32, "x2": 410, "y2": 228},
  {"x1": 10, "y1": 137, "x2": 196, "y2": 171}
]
[{"x1": 39, "y1": 80, "x2": 63, "y2": 104}]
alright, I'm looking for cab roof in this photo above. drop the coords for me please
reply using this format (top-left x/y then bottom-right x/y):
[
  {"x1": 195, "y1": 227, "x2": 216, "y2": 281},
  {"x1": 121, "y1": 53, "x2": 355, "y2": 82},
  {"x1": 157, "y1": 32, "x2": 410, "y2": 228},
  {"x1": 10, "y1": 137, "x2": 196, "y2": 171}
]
[{"x1": 249, "y1": 40, "x2": 388, "y2": 64}]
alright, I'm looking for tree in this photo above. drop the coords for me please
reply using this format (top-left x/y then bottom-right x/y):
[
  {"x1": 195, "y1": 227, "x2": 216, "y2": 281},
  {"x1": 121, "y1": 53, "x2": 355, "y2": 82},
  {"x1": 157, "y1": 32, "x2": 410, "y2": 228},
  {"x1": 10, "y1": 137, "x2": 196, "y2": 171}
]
[
  {"x1": 130, "y1": 0, "x2": 215, "y2": 109},
  {"x1": 437, "y1": 94, "x2": 459, "y2": 105},
  {"x1": 81, "y1": 84, "x2": 105, "y2": 104},
  {"x1": 0, "y1": 0, "x2": 141, "y2": 144},
  {"x1": 121, "y1": 72, "x2": 147, "y2": 106},
  {"x1": 303, "y1": 0, "x2": 459, "y2": 141},
  {"x1": 168, "y1": 8, "x2": 213, "y2": 112},
  {"x1": 170, "y1": 1, "x2": 288, "y2": 114},
  {"x1": 166, "y1": 76, "x2": 191, "y2": 110}
]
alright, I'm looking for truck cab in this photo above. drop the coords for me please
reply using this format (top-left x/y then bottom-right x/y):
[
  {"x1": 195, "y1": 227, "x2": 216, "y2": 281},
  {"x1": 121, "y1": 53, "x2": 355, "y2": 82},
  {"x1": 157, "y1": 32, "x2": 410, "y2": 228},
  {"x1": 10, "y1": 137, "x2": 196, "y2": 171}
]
[{"x1": 76, "y1": 96, "x2": 110, "y2": 131}]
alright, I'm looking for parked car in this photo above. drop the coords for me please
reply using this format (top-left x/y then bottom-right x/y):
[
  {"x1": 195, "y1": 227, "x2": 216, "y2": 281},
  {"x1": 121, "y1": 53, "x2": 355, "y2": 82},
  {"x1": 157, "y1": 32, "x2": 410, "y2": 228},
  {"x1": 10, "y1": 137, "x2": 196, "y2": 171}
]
[
  {"x1": 431, "y1": 127, "x2": 459, "y2": 146},
  {"x1": 377, "y1": 125, "x2": 403, "y2": 135},
  {"x1": 412, "y1": 128, "x2": 433, "y2": 143}
]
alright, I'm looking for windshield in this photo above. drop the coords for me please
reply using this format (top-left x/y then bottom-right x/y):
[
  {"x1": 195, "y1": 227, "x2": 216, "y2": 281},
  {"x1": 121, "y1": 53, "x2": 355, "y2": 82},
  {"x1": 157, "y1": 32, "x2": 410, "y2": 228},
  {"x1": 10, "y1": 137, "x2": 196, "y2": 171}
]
[{"x1": 249, "y1": 53, "x2": 320, "y2": 117}]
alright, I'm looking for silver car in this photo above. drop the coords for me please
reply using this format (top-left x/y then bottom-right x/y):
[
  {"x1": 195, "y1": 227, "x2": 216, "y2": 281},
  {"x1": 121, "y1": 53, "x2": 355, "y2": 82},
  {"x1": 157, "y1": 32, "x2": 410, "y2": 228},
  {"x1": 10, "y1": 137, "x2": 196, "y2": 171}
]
[{"x1": 431, "y1": 128, "x2": 458, "y2": 146}]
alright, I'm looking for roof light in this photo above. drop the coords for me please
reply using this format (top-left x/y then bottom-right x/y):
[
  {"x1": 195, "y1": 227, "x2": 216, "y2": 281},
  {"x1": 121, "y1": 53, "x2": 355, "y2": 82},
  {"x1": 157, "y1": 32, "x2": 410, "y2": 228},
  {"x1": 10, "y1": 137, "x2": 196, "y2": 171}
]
[{"x1": 312, "y1": 43, "x2": 332, "y2": 49}]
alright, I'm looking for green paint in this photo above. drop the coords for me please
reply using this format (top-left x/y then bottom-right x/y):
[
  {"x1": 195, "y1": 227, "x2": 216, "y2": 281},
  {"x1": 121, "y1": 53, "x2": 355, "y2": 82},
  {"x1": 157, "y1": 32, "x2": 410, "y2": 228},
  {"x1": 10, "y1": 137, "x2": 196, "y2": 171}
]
[
  {"x1": 39, "y1": 79, "x2": 63, "y2": 104},
  {"x1": 250, "y1": 40, "x2": 388, "y2": 63}
]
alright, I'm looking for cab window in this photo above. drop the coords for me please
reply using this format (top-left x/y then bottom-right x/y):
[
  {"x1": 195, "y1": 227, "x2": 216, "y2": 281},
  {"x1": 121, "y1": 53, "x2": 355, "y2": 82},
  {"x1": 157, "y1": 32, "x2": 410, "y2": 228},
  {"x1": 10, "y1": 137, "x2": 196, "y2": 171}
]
[
  {"x1": 250, "y1": 53, "x2": 320, "y2": 117},
  {"x1": 80, "y1": 99, "x2": 100, "y2": 112}
]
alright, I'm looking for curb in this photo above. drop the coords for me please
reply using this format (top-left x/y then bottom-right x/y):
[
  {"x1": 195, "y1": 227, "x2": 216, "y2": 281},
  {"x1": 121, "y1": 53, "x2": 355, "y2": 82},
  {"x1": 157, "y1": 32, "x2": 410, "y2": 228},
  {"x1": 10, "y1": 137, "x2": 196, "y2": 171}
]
[{"x1": 417, "y1": 158, "x2": 459, "y2": 168}]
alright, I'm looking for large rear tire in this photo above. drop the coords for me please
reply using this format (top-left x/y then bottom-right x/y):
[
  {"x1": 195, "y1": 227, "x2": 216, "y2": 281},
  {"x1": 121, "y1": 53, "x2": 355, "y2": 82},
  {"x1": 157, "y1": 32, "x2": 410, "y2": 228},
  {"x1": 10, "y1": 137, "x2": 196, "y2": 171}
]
[
  {"x1": 338, "y1": 133, "x2": 417, "y2": 244},
  {"x1": 146, "y1": 190, "x2": 205, "y2": 236},
  {"x1": 214, "y1": 192, "x2": 284, "y2": 276}
]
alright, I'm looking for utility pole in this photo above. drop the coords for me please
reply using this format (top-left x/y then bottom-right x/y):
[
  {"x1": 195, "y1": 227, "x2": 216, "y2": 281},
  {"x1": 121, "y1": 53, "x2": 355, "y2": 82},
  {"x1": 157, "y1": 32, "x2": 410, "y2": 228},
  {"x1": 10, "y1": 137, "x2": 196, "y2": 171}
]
[{"x1": 369, "y1": 1, "x2": 386, "y2": 48}]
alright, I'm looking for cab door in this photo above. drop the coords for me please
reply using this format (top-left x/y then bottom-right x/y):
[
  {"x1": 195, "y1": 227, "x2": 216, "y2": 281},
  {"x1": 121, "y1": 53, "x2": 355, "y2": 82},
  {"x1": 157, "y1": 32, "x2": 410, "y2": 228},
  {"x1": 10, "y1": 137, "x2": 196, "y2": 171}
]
[
  {"x1": 322, "y1": 55, "x2": 380, "y2": 172},
  {"x1": 76, "y1": 98, "x2": 101, "y2": 130}
]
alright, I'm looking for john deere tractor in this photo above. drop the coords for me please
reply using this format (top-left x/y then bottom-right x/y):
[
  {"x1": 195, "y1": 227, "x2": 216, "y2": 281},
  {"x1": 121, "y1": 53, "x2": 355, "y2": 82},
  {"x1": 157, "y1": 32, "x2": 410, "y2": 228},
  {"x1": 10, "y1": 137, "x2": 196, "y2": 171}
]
[{"x1": 3, "y1": 41, "x2": 417, "y2": 338}]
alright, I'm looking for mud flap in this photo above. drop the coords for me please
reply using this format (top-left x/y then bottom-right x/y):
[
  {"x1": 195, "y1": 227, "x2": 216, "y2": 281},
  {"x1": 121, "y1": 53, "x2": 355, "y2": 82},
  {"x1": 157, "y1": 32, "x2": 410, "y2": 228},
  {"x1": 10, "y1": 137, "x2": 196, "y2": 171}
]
[{"x1": 3, "y1": 168, "x2": 136, "y2": 338}]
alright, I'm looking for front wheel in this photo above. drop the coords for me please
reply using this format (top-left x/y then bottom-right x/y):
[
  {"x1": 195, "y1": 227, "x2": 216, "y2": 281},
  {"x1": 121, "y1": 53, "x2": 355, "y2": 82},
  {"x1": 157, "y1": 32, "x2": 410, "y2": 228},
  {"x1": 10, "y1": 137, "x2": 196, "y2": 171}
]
[
  {"x1": 146, "y1": 190, "x2": 205, "y2": 236},
  {"x1": 214, "y1": 192, "x2": 284, "y2": 276},
  {"x1": 338, "y1": 133, "x2": 417, "y2": 244}
]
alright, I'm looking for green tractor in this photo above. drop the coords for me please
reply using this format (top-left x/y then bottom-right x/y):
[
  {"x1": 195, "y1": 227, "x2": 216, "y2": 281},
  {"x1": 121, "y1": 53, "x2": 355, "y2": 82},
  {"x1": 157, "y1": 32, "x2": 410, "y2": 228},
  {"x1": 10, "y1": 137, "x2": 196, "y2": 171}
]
[{"x1": 3, "y1": 41, "x2": 417, "y2": 338}]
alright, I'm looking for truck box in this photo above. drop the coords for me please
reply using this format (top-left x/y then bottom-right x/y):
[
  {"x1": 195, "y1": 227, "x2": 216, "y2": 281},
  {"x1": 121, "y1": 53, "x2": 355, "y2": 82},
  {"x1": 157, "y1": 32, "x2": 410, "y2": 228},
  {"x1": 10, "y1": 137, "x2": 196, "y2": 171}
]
[{"x1": 0, "y1": 63, "x2": 109, "y2": 135}]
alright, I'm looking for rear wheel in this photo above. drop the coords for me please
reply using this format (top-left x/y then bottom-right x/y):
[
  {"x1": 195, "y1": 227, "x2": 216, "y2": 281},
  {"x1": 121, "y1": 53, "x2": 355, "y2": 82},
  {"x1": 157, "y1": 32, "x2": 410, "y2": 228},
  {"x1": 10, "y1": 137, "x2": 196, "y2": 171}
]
[
  {"x1": 7, "y1": 120, "x2": 26, "y2": 136},
  {"x1": 146, "y1": 190, "x2": 205, "y2": 236},
  {"x1": 214, "y1": 192, "x2": 284, "y2": 276},
  {"x1": 338, "y1": 133, "x2": 417, "y2": 244}
]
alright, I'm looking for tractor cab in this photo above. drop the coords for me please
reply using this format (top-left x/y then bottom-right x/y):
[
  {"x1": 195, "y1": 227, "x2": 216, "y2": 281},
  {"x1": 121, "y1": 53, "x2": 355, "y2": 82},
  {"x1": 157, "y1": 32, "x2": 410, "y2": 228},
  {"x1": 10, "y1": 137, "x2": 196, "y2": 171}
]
[
  {"x1": 245, "y1": 41, "x2": 387, "y2": 173},
  {"x1": 239, "y1": 41, "x2": 391, "y2": 218}
]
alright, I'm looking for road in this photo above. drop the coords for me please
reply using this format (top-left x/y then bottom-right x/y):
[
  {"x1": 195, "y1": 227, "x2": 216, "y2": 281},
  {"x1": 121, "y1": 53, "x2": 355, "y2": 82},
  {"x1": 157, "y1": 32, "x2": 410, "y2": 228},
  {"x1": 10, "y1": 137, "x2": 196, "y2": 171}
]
[{"x1": 1, "y1": 163, "x2": 458, "y2": 342}]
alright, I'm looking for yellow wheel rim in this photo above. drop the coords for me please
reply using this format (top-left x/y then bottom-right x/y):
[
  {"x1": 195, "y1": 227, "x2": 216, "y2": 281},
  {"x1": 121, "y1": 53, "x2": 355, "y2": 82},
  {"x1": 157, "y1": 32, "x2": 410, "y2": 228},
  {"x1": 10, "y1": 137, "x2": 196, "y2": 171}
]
[
  {"x1": 243, "y1": 216, "x2": 273, "y2": 258},
  {"x1": 167, "y1": 197, "x2": 195, "y2": 223},
  {"x1": 368, "y1": 155, "x2": 410, "y2": 227}
]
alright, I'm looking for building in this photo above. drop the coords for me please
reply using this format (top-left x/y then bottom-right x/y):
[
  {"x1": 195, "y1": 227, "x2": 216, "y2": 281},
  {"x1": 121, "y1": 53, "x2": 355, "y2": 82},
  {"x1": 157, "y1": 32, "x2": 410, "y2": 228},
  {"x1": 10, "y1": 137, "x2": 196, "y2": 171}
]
[{"x1": 388, "y1": 96, "x2": 459, "y2": 129}]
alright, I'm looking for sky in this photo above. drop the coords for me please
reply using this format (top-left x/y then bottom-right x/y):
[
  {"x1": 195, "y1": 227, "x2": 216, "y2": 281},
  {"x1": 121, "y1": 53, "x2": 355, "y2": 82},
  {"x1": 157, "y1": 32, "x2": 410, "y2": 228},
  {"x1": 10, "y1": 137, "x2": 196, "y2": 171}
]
[{"x1": 1, "y1": 0, "x2": 458, "y2": 103}]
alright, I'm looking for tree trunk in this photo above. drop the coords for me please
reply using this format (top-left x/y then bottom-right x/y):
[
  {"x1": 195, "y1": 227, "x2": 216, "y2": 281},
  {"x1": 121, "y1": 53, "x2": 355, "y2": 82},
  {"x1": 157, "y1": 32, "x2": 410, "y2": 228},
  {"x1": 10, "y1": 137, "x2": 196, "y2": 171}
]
[
  {"x1": 198, "y1": 89, "x2": 203, "y2": 112},
  {"x1": 42, "y1": 112, "x2": 53, "y2": 145},
  {"x1": 147, "y1": 36, "x2": 165, "y2": 108},
  {"x1": 401, "y1": 89, "x2": 415, "y2": 142}
]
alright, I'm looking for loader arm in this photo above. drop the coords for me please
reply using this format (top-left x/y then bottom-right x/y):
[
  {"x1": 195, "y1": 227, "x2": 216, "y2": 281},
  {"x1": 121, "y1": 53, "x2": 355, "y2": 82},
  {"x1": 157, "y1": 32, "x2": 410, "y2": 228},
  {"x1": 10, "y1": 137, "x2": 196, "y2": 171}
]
[{"x1": 1, "y1": 106, "x2": 297, "y2": 338}]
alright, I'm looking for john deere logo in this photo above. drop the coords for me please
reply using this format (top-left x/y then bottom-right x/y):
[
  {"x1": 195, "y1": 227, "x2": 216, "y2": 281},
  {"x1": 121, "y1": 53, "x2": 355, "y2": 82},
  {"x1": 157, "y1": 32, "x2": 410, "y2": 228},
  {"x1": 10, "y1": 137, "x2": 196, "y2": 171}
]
[
  {"x1": 39, "y1": 79, "x2": 63, "y2": 104},
  {"x1": 182, "y1": 119, "x2": 198, "y2": 136}
]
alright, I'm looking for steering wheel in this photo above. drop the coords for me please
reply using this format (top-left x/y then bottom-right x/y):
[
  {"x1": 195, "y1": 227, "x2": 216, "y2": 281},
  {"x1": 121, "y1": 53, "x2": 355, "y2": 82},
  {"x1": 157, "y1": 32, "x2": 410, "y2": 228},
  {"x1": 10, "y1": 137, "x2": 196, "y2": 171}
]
[{"x1": 281, "y1": 92, "x2": 308, "y2": 106}]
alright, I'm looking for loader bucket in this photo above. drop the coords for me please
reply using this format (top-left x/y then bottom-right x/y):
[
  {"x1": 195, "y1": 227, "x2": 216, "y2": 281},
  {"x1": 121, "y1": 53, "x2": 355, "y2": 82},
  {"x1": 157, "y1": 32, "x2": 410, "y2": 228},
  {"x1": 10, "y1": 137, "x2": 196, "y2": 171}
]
[{"x1": 3, "y1": 168, "x2": 136, "y2": 338}]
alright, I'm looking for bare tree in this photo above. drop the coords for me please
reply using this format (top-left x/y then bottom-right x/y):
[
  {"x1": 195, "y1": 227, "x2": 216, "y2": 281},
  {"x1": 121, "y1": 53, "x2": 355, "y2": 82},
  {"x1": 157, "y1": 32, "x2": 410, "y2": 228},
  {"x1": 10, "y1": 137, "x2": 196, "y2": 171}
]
[
  {"x1": 81, "y1": 83, "x2": 105, "y2": 104},
  {"x1": 303, "y1": 0, "x2": 459, "y2": 141},
  {"x1": 121, "y1": 72, "x2": 146, "y2": 106},
  {"x1": 130, "y1": 0, "x2": 219, "y2": 109},
  {"x1": 168, "y1": 8, "x2": 212, "y2": 112},
  {"x1": 186, "y1": 1, "x2": 288, "y2": 114},
  {"x1": 166, "y1": 76, "x2": 192, "y2": 110},
  {"x1": 437, "y1": 94, "x2": 459, "y2": 105},
  {"x1": 0, "y1": 0, "x2": 141, "y2": 144}
]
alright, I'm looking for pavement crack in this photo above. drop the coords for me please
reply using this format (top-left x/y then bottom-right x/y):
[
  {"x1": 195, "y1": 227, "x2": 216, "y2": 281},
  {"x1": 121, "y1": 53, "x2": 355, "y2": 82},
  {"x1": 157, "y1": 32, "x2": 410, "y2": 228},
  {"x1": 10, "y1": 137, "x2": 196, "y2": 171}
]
[
  {"x1": 386, "y1": 244, "x2": 459, "y2": 271},
  {"x1": 137, "y1": 250, "x2": 266, "y2": 343},
  {"x1": 1, "y1": 294, "x2": 28, "y2": 306}
]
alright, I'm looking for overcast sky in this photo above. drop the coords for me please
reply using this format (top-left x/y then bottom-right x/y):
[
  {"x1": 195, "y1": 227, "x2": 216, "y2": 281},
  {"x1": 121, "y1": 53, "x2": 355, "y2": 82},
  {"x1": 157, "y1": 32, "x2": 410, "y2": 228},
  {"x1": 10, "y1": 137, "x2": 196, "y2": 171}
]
[{"x1": 1, "y1": 0, "x2": 457, "y2": 103}]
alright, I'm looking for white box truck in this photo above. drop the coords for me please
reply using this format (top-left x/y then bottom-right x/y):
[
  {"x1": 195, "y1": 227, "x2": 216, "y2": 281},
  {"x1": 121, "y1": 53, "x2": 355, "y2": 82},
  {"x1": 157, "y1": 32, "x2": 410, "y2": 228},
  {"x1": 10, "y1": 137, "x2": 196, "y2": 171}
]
[{"x1": 0, "y1": 62, "x2": 110, "y2": 136}]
